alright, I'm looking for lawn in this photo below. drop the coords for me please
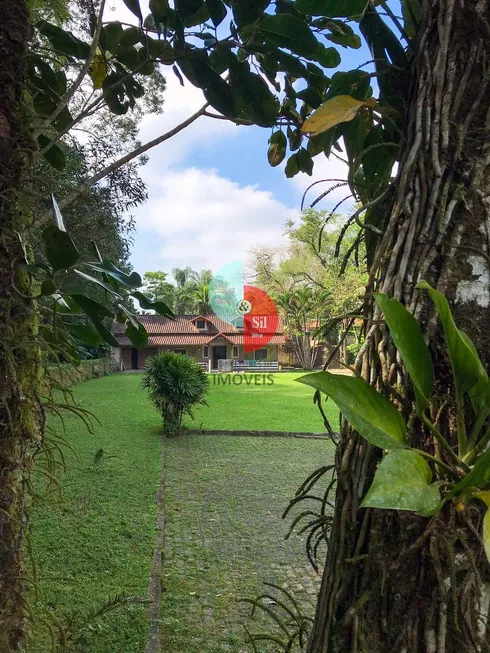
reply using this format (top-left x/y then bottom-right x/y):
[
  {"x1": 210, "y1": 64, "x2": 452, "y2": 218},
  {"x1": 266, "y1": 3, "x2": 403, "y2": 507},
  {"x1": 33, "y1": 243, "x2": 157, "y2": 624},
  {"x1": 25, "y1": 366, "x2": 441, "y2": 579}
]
[
  {"x1": 162, "y1": 434, "x2": 334, "y2": 652},
  {"x1": 186, "y1": 372, "x2": 340, "y2": 432},
  {"x1": 29, "y1": 372, "x2": 336, "y2": 652},
  {"x1": 28, "y1": 375, "x2": 163, "y2": 653}
]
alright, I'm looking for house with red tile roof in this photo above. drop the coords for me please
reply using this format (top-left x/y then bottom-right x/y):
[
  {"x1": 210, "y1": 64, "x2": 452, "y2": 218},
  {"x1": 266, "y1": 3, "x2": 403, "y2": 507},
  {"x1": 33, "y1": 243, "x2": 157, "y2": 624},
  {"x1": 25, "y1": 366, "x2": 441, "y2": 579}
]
[{"x1": 111, "y1": 314, "x2": 286, "y2": 371}]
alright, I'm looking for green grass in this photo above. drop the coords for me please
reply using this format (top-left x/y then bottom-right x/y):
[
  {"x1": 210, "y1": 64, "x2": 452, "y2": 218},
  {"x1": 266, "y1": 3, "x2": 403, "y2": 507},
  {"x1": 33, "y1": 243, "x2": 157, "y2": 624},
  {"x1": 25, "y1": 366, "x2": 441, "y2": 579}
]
[
  {"x1": 185, "y1": 372, "x2": 339, "y2": 432},
  {"x1": 29, "y1": 375, "x2": 163, "y2": 653},
  {"x1": 29, "y1": 373, "x2": 336, "y2": 652},
  {"x1": 162, "y1": 435, "x2": 335, "y2": 652}
]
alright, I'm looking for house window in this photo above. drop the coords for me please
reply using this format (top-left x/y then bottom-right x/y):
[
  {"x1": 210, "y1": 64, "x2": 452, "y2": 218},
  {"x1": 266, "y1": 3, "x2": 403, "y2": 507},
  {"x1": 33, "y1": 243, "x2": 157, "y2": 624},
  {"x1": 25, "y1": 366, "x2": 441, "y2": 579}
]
[
  {"x1": 254, "y1": 349, "x2": 268, "y2": 361},
  {"x1": 196, "y1": 319, "x2": 206, "y2": 329},
  {"x1": 203, "y1": 346, "x2": 209, "y2": 358},
  {"x1": 232, "y1": 345, "x2": 239, "y2": 357},
  {"x1": 173, "y1": 349, "x2": 186, "y2": 355}
]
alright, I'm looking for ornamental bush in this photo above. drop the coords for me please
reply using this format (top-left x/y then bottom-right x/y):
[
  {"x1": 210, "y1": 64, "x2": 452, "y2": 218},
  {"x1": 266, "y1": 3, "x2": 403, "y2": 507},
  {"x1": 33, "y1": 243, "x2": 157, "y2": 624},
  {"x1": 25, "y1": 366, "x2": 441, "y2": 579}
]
[{"x1": 142, "y1": 352, "x2": 209, "y2": 435}]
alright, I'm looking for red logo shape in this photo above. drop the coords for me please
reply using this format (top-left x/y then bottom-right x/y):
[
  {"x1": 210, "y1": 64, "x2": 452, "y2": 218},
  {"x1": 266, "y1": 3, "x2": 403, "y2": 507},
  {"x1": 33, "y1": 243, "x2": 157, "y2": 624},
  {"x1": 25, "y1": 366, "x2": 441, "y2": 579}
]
[{"x1": 243, "y1": 285, "x2": 279, "y2": 353}]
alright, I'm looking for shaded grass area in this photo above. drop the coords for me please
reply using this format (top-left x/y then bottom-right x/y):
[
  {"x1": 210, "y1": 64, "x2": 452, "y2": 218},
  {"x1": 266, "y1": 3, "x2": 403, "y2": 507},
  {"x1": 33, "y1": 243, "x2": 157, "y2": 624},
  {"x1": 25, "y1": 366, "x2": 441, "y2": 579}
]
[
  {"x1": 29, "y1": 375, "x2": 162, "y2": 653},
  {"x1": 185, "y1": 372, "x2": 339, "y2": 432},
  {"x1": 162, "y1": 435, "x2": 335, "y2": 652}
]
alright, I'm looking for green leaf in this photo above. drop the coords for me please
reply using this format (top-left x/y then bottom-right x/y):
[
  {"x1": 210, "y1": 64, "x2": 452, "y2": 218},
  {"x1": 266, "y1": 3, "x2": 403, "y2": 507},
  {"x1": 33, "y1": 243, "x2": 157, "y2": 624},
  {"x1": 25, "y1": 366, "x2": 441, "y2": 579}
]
[
  {"x1": 296, "y1": 0, "x2": 367, "y2": 17},
  {"x1": 69, "y1": 324, "x2": 102, "y2": 347},
  {"x1": 85, "y1": 261, "x2": 142, "y2": 288},
  {"x1": 285, "y1": 152, "x2": 300, "y2": 178},
  {"x1": 37, "y1": 135, "x2": 66, "y2": 171},
  {"x1": 40, "y1": 279, "x2": 57, "y2": 296},
  {"x1": 37, "y1": 22, "x2": 90, "y2": 59},
  {"x1": 315, "y1": 44, "x2": 341, "y2": 68},
  {"x1": 258, "y1": 14, "x2": 319, "y2": 57},
  {"x1": 149, "y1": 0, "x2": 169, "y2": 22},
  {"x1": 297, "y1": 371, "x2": 407, "y2": 449},
  {"x1": 232, "y1": 0, "x2": 270, "y2": 28},
  {"x1": 401, "y1": 0, "x2": 422, "y2": 39},
  {"x1": 74, "y1": 269, "x2": 124, "y2": 299},
  {"x1": 375, "y1": 294, "x2": 434, "y2": 414},
  {"x1": 417, "y1": 281, "x2": 481, "y2": 396},
  {"x1": 120, "y1": 26, "x2": 142, "y2": 46},
  {"x1": 123, "y1": 0, "x2": 143, "y2": 21},
  {"x1": 484, "y1": 509, "x2": 490, "y2": 564},
  {"x1": 117, "y1": 303, "x2": 140, "y2": 329},
  {"x1": 229, "y1": 62, "x2": 278, "y2": 127},
  {"x1": 297, "y1": 147, "x2": 313, "y2": 175},
  {"x1": 175, "y1": 0, "x2": 203, "y2": 18},
  {"x1": 267, "y1": 131, "x2": 287, "y2": 167},
  {"x1": 93, "y1": 321, "x2": 120, "y2": 347},
  {"x1": 361, "y1": 450, "x2": 441, "y2": 515},
  {"x1": 42, "y1": 225, "x2": 79, "y2": 271},
  {"x1": 69, "y1": 294, "x2": 112, "y2": 322},
  {"x1": 203, "y1": 74, "x2": 238, "y2": 119},
  {"x1": 132, "y1": 291, "x2": 175, "y2": 318},
  {"x1": 451, "y1": 446, "x2": 490, "y2": 498},
  {"x1": 324, "y1": 19, "x2": 361, "y2": 48},
  {"x1": 126, "y1": 321, "x2": 149, "y2": 347},
  {"x1": 100, "y1": 21, "x2": 123, "y2": 53},
  {"x1": 115, "y1": 45, "x2": 140, "y2": 70},
  {"x1": 458, "y1": 331, "x2": 490, "y2": 415},
  {"x1": 206, "y1": 0, "x2": 227, "y2": 26}
]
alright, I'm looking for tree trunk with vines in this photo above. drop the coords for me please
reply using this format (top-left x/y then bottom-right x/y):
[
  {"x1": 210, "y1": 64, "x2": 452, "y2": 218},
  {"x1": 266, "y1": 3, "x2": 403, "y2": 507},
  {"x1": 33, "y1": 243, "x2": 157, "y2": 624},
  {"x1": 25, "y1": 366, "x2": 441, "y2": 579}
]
[
  {"x1": 308, "y1": 1, "x2": 490, "y2": 651},
  {"x1": 0, "y1": 2, "x2": 40, "y2": 650}
]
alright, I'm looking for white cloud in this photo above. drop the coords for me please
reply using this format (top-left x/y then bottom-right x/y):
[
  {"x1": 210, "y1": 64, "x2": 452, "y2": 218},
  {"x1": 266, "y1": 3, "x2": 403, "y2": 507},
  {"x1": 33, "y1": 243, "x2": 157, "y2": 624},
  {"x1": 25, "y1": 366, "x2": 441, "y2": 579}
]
[{"x1": 136, "y1": 167, "x2": 297, "y2": 272}]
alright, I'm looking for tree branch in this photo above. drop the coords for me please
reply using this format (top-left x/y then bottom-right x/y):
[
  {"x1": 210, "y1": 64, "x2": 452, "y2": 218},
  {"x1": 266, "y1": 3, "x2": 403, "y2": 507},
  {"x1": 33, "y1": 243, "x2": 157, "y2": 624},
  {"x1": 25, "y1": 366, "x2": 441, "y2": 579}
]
[
  {"x1": 33, "y1": 0, "x2": 106, "y2": 139},
  {"x1": 36, "y1": 103, "x2": 209, "y2": 225}
]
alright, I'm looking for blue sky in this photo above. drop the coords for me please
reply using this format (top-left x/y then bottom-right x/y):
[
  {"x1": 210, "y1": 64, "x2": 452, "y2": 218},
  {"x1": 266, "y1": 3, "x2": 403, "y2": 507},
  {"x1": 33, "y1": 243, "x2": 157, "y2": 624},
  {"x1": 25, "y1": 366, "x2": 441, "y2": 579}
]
[{"x1": 107, "y1": 1, "x2": 376, "y2": 279}]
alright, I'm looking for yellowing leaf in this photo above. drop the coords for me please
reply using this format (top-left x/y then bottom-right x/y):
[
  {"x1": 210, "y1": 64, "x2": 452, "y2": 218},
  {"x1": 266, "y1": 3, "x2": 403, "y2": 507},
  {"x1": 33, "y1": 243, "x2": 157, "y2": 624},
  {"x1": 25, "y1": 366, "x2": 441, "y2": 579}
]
[
  {"x1": 301, "y1": 95, "x2": 376, "y2": 137},
  {"x1": 90, "y1": 54, "x2": 107, "y2": 90},
  {"x1": 484, "y1": 509, "x2": 490, "y2": 564}
]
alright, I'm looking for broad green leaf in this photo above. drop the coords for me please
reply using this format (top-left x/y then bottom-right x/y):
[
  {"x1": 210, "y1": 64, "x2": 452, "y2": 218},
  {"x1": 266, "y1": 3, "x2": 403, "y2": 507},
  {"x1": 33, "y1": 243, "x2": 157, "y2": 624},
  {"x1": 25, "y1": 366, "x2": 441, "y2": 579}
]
[
  {"x1": 175, "y1": 0, "x2": 203, "y2": 18},
  {"x1": 37, "y1": 22, "x2": 90, "y2": 59},
  {"x1": 484, "y1": 509, "x2": 490, "y2": 564},
  {"x1": 132, "y1": 291, "x2": 175, "y2": 318},
  {"x1": 232, "y1": 0, "x2": 269, "y2": 28},
  {"x1": 375, "y1": 294, "x2": 434, "y2": 414},
  {"x1": 93, "y1": 321, "x2": 120, "y2": 347},
  {"x1": 123, "y1": 0, "x2": 143, "y2": 21},
  {"x1": 417, "y1": 281, "x2": 481, "y2": 396},
  {"x1": 74, "y1": 269, "x2": 124, "y2": 299},
  {"x1": 361, "y1": 450, "x2": 441, "y2": 515},
  {"x1": 301, "y1": 95, "x2": 376, "y2": 137},
  {"x1": 203, "y1": 74, "x2": 238, "y2": 119},
  {"x1": 143, "y1": 36, "x2": 175, "y2": 63},
  {"x1": 257, "y1": 14, "x2": 319, "y2": 58},
  {"x1": 42, "y1": 225, "x2": 79, "y2": 271},
  {"x1": 324, "y1": 19, "x2": 361, "y2": 48},
  {"x1": 85, "y1": 261, "x2": 142, "y2": 288},
  {"x1": 69, "y1": 294, "x2": 112, "y2": 322},
  {"x1": 89, "y1": 53, "x2": 107, "y2": 89},
  {"x1": 451, "y1": 446, "x2": 490, "y2": 499},
  {"x1": 100, "y1": 22, "x2": 123, "y2": 53},
  {"x1": 297, "y1": 371, "x2": 407, "y2": 449},
  {"x1": 206, "y1": 0, "x2": 226, "y2": 26},
  {"x1": 267, "y1": 131, "x2": 287, "y2": 167},
  {"x1": 297, "y1": 147, "x2": 313, "y2": 175},
  {"x1": 315, "y1": 44, "x2": 341, "y2": 68},
  {"x1": 126, "y1": 321, "x2": 149, "y2": 348},
  {"x1": 117, "y1": 303, "x2": 139, "y2": 329},
  {"x1": 285, "y1": 152, "x2": 300, "y2": 178},
  {"x1": 401, "y1": 0, "x2": 422, "y2": 39},
  {"x1": 69, "y1": 324, "x2": 102, "y2": 347},
  {"x1": 459, "y1": 331, "x2": 490, "y2": 415},
  {"x1": 115, "y1": 45, "x2": 139, "y2": 70},
  {"x1": 229, "y1": 62, "x2": 279, "y2": 127},
  {"x1": 150, "y1": 0, "x2": 169, "y2": 22},
  {"x1": 296, "y1": 0, "x2": 367, "y2": 17},
  {"x1": 37, "y1": 135, "x2": 66, "y2": 171},
  {"x1": 40, "y1": 279, "x2": 57, "y2": 296}
]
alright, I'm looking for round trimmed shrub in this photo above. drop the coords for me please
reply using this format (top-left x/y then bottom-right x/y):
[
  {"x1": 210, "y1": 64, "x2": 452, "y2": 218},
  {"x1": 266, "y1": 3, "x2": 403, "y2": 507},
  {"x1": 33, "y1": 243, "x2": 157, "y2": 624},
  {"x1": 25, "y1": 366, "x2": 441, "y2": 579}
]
[{"x1": 142, "y1": 352, "x2": 209, "y2": 435}]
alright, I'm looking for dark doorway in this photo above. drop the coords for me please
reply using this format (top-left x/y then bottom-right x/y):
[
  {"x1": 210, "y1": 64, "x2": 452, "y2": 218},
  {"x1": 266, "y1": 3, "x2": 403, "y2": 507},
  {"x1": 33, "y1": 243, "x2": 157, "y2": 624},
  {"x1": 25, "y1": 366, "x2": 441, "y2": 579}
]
[
  {"x1": 212, "y1": 346, "x2": 227, "y2": 369},
  {"x1": 131, "y1": 348, "x2": 138, "y2": 369}
]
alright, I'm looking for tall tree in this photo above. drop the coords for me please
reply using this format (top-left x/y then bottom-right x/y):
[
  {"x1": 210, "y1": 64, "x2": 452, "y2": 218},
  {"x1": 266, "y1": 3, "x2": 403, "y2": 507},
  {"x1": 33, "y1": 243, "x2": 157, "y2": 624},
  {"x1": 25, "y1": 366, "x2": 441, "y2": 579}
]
[{"x1": 143, "y1": 271, "x2": 176, "y2": 309}]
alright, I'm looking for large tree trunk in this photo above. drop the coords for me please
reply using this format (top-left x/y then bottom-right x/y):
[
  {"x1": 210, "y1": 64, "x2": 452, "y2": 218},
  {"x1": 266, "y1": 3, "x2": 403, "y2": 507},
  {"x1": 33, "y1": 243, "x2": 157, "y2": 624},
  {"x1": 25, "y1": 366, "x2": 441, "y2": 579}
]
[
  {"x1": 308, "y1": 1, "x2": 490, "y2": 651},
  {"x1": 0, "y1": 2, "x2": 40, "y2": 650}
]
